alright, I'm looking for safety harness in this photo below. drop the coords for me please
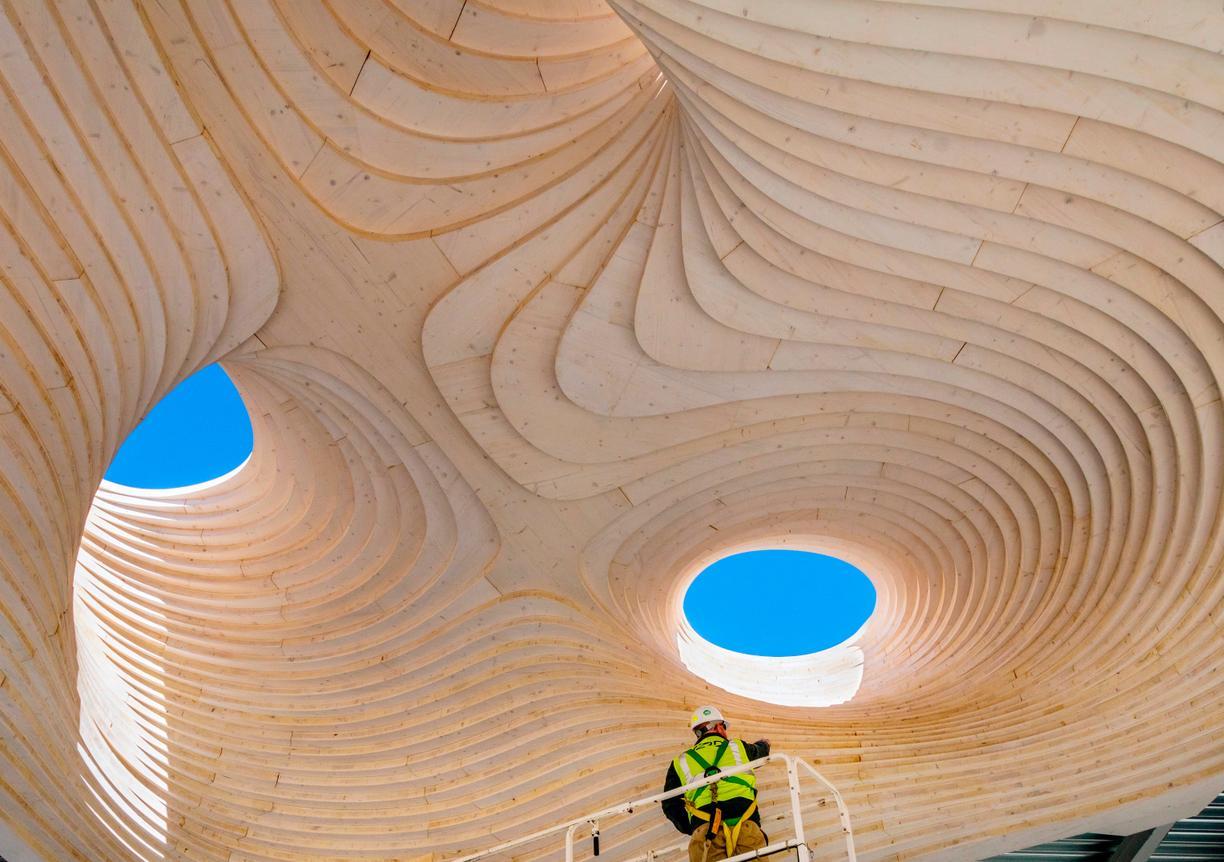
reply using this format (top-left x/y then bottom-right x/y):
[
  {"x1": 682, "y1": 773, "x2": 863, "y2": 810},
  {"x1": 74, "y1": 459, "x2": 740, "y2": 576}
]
[{"x1": 682, "y1": 738, "x2": 758, "y2": 855}]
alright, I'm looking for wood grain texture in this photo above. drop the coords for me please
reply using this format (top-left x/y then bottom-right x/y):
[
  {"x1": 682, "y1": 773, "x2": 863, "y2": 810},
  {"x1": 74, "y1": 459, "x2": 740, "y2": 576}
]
[
  {"x1": 0, "y1": 1, "x2": 1221, "y2": 861},
  {"x1": 0, "y1": 0, "x2": 278, "y2": 856}
]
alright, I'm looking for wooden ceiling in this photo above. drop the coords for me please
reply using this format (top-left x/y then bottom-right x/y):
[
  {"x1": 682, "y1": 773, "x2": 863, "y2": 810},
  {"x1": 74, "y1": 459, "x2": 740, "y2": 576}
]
[{"x1": 0, "y1": 1, "x2": 1221, "y2": 860}]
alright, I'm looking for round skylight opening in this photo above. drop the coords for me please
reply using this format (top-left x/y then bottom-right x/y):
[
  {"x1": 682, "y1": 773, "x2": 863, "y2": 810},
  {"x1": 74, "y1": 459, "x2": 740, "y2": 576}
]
[
  {"x1": 683, "y1": 550, "x2": 877, "y2": 656},
  {"x1": 677, "y1": 550, "x2": 877, "y2": 706},
  {"x1": 104, "y1": 363, "x2": 252, "y2": 489}
]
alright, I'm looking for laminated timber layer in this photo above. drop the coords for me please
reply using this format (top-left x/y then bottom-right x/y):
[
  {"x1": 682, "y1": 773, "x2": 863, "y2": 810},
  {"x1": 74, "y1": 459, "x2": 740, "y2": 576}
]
[{"x1": 0, "y1": 1, "x2": 1221, "y2": 861}]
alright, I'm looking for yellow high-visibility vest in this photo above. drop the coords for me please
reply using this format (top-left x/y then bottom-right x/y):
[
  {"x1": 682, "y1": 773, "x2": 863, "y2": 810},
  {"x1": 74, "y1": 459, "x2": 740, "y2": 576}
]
[{"x1": 672, "y1": 736, "x2": 757, "y2": 813}]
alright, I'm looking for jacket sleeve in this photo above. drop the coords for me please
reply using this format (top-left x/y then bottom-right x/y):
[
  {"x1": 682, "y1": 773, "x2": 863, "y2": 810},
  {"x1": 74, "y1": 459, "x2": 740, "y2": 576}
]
[
  {"x1": 662, "y1": 761, "x2": 693, "y2": 834},
  {"x1": 743, "y1": 739, "x2": 770, "y2": 759}
]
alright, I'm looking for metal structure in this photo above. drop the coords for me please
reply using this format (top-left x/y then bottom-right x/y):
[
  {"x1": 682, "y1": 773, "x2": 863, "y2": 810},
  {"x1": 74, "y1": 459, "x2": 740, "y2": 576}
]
[
  {"x1": 452, "y1": 753, "x2": 855, "y2": 862},
  {"x1": 1151, "y1": 789, "x2": 1224, "y2": 860},
  {"x1": 982, "y1": 789, "x2": 1224, "y2": 862}
]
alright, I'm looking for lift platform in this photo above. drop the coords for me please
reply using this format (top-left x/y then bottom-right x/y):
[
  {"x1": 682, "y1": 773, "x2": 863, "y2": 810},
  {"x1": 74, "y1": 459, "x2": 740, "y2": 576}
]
[{"x1": 452, "y1": 752, "x2": 856, "y2": 862}]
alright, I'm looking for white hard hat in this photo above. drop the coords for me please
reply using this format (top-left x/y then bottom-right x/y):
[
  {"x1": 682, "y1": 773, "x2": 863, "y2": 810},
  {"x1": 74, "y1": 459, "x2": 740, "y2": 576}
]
[{"x1": 690, "y1": 705, "x2": 726, "y2": 730}]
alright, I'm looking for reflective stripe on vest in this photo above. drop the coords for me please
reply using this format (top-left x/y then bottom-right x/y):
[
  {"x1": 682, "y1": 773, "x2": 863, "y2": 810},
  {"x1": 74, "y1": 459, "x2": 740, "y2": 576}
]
[{"x1": 672, "y1": 737, "x2": 757, "y2": 811}]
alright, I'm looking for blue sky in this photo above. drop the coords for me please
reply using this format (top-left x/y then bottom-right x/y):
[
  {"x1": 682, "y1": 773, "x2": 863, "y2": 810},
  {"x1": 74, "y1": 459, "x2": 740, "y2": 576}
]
[
  {"x1": 105, "y1": 364, "x2": 252, "y2": 488},
  {"x1": 684, "y1": 550, "x2": 876, "y2": 656}
]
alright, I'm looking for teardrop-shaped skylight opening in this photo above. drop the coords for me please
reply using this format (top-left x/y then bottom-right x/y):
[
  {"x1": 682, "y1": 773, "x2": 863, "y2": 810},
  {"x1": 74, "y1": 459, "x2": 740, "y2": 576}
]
[{"x1": 104, "y1": 364, "x2": 252, "y2": 489}]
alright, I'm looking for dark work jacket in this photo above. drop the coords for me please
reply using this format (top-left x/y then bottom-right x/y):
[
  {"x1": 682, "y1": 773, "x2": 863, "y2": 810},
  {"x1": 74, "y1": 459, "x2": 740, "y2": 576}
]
[{"x1": 661, "y1": 734, "x2": 769, "y2": 835}]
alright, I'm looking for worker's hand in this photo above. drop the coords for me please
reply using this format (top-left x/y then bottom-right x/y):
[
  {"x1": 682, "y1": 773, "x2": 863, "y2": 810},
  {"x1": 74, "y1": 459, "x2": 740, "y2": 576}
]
[{"x1": 753, "y1": 738, "x2": 771, "y2": 755}]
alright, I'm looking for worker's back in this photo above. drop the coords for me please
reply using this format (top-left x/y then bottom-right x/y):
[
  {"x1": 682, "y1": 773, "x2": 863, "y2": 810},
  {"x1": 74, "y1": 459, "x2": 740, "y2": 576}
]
[
  {"x1": 673, "y1": 735, "x2": 758, "y2": 811},
  {"x1": 662, "y1": 708, "x2": 770, "y2": 862}
]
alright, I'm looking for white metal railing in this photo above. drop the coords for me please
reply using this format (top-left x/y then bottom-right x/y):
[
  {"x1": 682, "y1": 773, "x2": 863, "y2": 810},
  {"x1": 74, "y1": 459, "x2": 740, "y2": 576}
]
[{"x1": 452, "y1": 752, "x2": 855, "y2": 862}]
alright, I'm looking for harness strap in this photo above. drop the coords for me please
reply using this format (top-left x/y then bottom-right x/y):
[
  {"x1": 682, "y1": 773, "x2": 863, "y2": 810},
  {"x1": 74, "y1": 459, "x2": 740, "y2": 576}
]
[
  {"x1": 686, "y1": 739, "x2": 729, "y2": 775},
  {"x1": 684, "y1": 738, "x2": 757, "y2": 827},
  {"x1": 687, "y1": 805, "x2": 711, "y2": 822},
  {"x1": 722, "y1": 799, "x2": 758, "y2": 854},
  {"x1": 689, "y1": 799, "x2": 758, "y2": 852}
]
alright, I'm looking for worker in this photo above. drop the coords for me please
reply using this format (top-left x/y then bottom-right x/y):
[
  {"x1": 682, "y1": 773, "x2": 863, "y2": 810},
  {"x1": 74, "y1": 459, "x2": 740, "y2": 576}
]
[{"x1": 662, "y1": 706, "x2": 771, "y2": 862}]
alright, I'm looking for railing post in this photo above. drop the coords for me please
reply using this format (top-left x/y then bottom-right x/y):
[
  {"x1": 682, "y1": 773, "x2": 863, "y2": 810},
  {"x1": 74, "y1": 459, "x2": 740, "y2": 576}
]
[
  {"x1": 794, "y1": 758, "x2": 856, "y2": 862},
  {"x1": 565, "y1": 822, "x2": 581, "y2": 862},
  {"x1": 833, "y1": 788, "x2": 856, "y2": 862},
  {"x1": 784, "y1": 755, "x2": 811, "y2": 862}
]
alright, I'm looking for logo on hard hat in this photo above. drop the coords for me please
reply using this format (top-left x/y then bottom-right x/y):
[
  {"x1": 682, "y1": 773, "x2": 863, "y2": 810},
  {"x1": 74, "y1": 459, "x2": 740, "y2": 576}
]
[{"x1": 690, "y1": 705, "x2": 727, "y2": 730}]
